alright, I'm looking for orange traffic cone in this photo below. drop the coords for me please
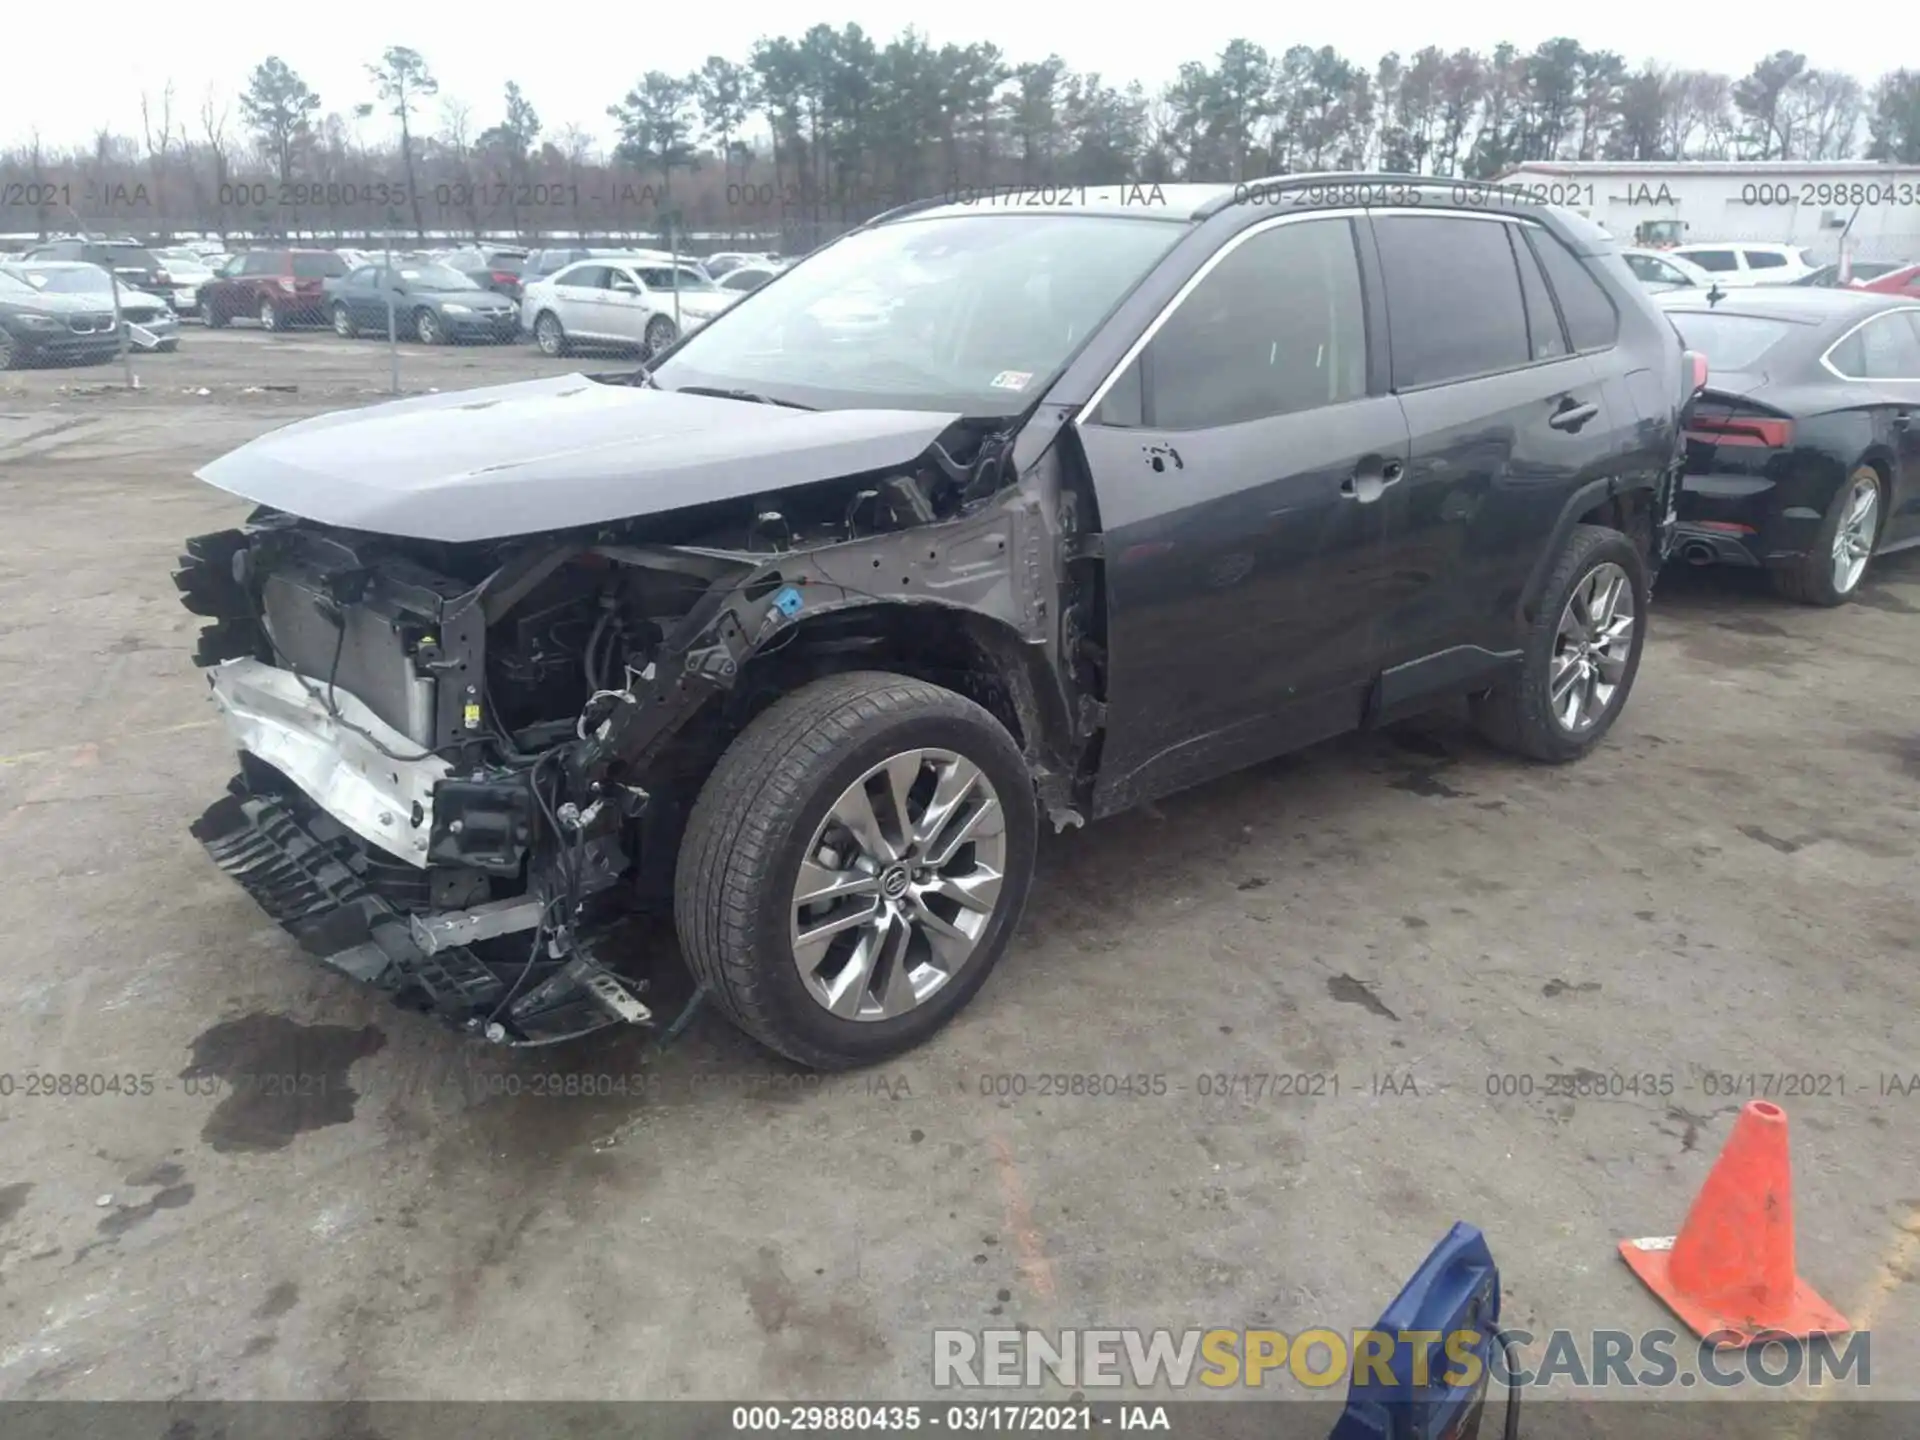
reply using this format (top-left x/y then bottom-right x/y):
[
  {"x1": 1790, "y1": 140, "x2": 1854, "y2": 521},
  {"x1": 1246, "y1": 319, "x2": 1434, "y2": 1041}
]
[{"x1": 1619, "y1": 1100, "x2": 1850, "y2": 1348}]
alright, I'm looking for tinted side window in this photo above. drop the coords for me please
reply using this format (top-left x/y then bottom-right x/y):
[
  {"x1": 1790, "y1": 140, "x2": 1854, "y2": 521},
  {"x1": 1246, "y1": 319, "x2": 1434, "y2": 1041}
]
[
  {"x1": 1744, "y1": 250, "x2": 1788, "y2": 270},
  {"x1": 561, "y1": 265, "x2": 609, "y2": 289},
  {"x1": 1830, "y1": 313, "x2": 1920, "y2": 380},
  {"x1": 1527, "y1": 231, "x2": 1618, "y2": 352},
  {"x1": 1140, "y1": 217, "x2": 1367, "y2": 430},
  {"x1": 240, "y1": 252, "x2": 280, "y2": 276},
  {"x1": 1509, "y1": 227, "x2": 1569, "y2": 361},
  {"x1": 292, "y1": 253, "x2": 347, "y2": 279},
  {"x1": 1685, "y1": 250, "x2": 1738, "y2": 273},
  {"x1": 1374, "y1": 215, "x2": 1529, "y2": 387}
]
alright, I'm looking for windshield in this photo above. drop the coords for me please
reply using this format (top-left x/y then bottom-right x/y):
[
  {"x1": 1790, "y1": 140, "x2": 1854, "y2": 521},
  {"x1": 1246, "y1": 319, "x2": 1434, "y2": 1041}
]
[
  {"x1": 18, "y1": 267, "x2": 114, "y2": 294},
  {"x1": 397, "y1": 264, "x2": 480, "y2": 290},
  {"x1": 651, "y1": 213, "x2": 1187, "y2": 412},
  {"x1": 0, "y1": 269, "x2": 38, "y2": 296},
  {"x1": 1666, "y1": 312, "x2": 1805, "y2": 371}
]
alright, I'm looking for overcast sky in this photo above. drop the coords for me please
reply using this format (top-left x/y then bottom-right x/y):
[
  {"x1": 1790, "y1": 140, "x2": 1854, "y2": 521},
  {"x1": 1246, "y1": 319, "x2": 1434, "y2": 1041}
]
[{"x1": 1, "y1": 5, "x2": 1893, "y2": 152}]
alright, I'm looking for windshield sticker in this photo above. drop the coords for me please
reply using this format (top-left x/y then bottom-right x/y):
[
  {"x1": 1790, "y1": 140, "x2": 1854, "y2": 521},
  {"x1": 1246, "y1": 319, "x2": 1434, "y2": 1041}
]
[{"x1": 990, "y1": 370, "x2": 1033, "y2": 391}]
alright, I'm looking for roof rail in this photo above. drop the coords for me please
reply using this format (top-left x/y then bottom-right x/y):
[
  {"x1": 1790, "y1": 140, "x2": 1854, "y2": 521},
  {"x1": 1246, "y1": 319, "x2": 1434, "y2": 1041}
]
[
  {"x1": 1191, "y1": 171, "x2": 1510, "y2": 220},
  {"x1": 857, "y1": 195, "x2": 952, "y2": 231}
]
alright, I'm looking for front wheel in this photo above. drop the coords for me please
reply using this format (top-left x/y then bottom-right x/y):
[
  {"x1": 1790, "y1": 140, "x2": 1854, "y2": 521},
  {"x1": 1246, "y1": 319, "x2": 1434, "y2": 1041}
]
[
  {"x1": 203, "y1": 298, "x2": 229, "y2": 328},
  {"x1": 643, "y1": 314, "x2": 677, "y2": 356},
  {"x1": 1772, "y1": 466, "x2": 1881, "y2": 607},
  {"x1": 1471, "y1": 523, "x2": 1648, "y2": 764},
  {"x1": 676, "y1": 672, "x2": 1037, "y2": 1070},
  {"x1": 0, "y1": 329, "x2": 18, "y2": 371},
  {"x1": 332, "y1": 302, "x2": 358, "y2": 339},
  {"x1": 413, "y1": 308, "x2": 443, "y2": 346},
  {"x1": 257, "y1": 297, "x2": 281, "y2": 332}
]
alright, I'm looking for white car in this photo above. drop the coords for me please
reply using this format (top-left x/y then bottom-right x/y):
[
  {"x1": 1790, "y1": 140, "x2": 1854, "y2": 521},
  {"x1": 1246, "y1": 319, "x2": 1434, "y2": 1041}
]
[
  {"x1": 1619, "y1": 248, "x2": 1721, "y2": 294},
  {"x1": 153, "y1": 248, "x2": 216, "y2": 315},
  {"x1": 521, "y1": 256, "x2": 739, "y2": 358},
  {"x1": 715, "y1": 263, "x2": 786, "y2": 296},
  {"x1": 1668, "y1": 242, "x2": 1818, "y2": 287}
]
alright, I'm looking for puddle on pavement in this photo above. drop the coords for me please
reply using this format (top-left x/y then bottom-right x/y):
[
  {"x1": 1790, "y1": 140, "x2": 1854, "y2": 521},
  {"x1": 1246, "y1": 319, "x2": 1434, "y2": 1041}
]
[{"x1": 180, "y1": 1012, "x2": 387, "y2": 1153}]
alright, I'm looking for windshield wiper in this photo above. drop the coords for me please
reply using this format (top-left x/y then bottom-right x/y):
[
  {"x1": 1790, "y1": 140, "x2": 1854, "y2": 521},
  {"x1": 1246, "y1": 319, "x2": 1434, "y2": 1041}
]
[{"x1": 672, "y1": 384, "x2": 816, "y2": 411}]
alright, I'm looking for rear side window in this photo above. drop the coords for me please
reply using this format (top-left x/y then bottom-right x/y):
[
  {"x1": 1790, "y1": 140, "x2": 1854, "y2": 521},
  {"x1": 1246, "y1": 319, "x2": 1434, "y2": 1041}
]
[
  {"x1": 1509, "y1": 228, "x2": 1569, "y2": 361},
  {"x1": 292, "y1": 254, "x2": 347, "y2": 279},
  {"x1": 1744, "y1": 250, "x2": 1788, "y2": 271},
  {"x1": 1683, "y1": 250, "x2": 1738, "y2": 273},
  {"x1": 1374, "y1": 214, "x2": 1530, "y2": 387},
  {"x1": 1827, "y1": 312, "x2": 1920, "y2": 380},
  {"x1": 1527, "y1": 232, "x2": 1618, "y2": 351},
  {"x1": 1120, "y1": 216, "x2": 1368, "y2": 430}
]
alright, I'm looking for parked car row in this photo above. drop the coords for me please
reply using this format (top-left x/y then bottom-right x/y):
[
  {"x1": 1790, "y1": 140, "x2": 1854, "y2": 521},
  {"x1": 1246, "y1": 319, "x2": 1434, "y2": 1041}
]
[{"x1": 0, "y1": 257, "x2": 180, "y2": 368}]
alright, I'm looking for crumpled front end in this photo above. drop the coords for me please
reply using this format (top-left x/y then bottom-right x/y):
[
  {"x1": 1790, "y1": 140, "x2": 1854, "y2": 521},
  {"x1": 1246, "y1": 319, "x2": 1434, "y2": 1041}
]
[{"x1": 172, "y1": 397, "x2": 1066, "y2": 1048}]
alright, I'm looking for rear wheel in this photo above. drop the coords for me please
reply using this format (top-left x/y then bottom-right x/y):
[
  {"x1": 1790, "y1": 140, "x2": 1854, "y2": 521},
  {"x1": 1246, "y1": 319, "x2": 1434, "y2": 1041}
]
[
  {"x1": 676, "y1": 672, "x2": 1037, "y2": 1070},
  {"x1": 1472, "y1": 524, "x2": 1648, "y2": 764},
  {"x1": 1772, "y1": 466, "x2": 1881, "y2": 607},
  {"x1": 331, "y1": 302, "x2": 358, "y2": 339},
  {"x1": 203, "y1": 297, "x2": 228, "y2": 328},
  {"x1": 257, "y1": 297, "x2": 281, "y2": 332},
  {"x1": 534, "y1": 311, "x2": 568, "y2": 357}
]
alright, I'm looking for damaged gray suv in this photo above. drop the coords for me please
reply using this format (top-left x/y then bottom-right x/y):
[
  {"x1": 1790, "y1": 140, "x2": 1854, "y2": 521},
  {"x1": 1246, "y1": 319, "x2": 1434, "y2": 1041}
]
[{"x1": 177, "y1": 177, "x2": 1690, "y2": 1069}]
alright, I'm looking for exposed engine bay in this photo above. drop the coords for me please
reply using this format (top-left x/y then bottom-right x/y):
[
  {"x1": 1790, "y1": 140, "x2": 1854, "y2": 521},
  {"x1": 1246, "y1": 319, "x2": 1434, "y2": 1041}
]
[{"x1": 176, "y1": 404, "x2": 1093, "y2": 1046}]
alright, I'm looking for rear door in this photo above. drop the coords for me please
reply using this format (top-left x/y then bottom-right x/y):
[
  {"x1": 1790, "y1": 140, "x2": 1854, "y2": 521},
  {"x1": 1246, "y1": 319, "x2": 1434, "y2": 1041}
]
[
  {"x1": 1367, "y1": 211, "x2": 1629, "y2": 683},
  {"x1": 553, "y1": 264, "x2": 611, "y2": 337},
  {"x1": 1073, "y1": 212, "x2": 1411, "y2": 813},
  {"x1": 1824, "y1": 307, "x2": 1920, "y2": 548}
]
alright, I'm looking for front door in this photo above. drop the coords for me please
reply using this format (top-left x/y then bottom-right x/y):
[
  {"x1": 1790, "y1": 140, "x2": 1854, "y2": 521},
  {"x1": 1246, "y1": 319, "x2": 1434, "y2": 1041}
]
[{"x1": 1073, "y1": 213, "x2": 1411, "y2": 815}]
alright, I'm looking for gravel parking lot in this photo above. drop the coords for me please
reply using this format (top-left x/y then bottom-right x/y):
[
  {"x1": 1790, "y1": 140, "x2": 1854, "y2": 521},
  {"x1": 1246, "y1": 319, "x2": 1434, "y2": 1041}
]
[{"x1": 0, "y1": 329, "x2": 1916, "y2": 1410}]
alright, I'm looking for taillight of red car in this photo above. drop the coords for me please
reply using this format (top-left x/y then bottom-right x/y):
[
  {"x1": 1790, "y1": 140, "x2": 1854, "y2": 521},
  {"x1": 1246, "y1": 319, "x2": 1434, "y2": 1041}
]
[{"x1": 1683, "y1": 349, "x2": 1708, "y2": 395}]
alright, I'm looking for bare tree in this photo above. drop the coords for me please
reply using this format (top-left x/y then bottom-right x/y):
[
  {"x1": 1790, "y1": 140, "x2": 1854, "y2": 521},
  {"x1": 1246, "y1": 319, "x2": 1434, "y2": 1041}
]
[{"x1": 140, "y1": 85, "x2": 179, "y2": 235}]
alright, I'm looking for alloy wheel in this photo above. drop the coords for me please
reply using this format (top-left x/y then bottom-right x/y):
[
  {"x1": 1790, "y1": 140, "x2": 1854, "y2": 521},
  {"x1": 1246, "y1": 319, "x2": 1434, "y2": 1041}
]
[
  {"x1": 536, "y1": 314, "x2": 562, "y2": 355},
  {"x1": 332, "y1": 304, "x2": 352, "y2": 337},
  {"x1": 1549, "y1": 561, "x2": 1634, "y2": 734},
  {"x1": 788, "y1": 748, "x2": 1007, "y2": 1020},
  {"x1": 1831, "y1": 473, "x2": 1878, "y2": 595},
  {"x1": 645, "y1": 316, "x2": 676, "y2": 355},
  {"x1": 258, "y1": 299, "x2": 277, "y2": 331}
]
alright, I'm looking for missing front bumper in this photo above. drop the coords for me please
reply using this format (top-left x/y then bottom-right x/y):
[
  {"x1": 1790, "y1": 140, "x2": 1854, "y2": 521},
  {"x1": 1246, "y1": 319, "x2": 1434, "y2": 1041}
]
[{"x1": 190, "y1": 778, "x2": 650, "y2": 1045}]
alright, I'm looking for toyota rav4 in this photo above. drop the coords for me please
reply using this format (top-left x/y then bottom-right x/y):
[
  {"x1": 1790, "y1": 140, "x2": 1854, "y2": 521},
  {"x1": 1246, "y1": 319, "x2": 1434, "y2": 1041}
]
[{"x1": 176, "y1": 177, "x2": 1692, "y2": 1069}]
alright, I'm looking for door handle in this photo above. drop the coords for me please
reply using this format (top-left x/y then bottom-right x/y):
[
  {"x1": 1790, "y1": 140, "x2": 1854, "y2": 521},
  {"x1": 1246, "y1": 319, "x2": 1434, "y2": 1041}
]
[
  {"x1": 1549, "y1": 399, "x2": 1601, "y2": 432},
  {"x1": 1895, "y1": 411, "x2": 1913, "y2": 431},
  {"x1": 1341, "y1": 459, "x2": 1406, "y2": 502}
]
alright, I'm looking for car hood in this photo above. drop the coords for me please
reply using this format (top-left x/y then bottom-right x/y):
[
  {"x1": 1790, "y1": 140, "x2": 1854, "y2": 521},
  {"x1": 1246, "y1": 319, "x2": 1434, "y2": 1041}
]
[
  {"x1": 2, "y1": 290, "x2": 114, "y2": 316},
  {"x1": 194, "y1": 373, "x2": 963, "y2": 543}
]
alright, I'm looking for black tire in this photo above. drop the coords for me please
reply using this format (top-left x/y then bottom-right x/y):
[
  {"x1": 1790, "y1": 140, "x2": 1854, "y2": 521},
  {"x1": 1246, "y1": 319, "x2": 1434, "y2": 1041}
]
[
  {"x1": 414, "y1": 308, "x2": 442, "y2": 346},
  {"x1": 1771, "y1": 464, "x2": 1882, "y2": 607},
  {"x1": 0, "y1": 329, "x2": 18, "y2": 371},
  {"x1": 257, "y1": 297, "x2": 281, "y2": 333},
  {"x1": 675, "y1": 671, "x2": 1038, "y2": 1070},
  {"x1": 203, "y1": 298, "x2": 228, "y2": 328},
  {"x1": 533, "y1": 311, "x2": 568, "y2": 357},
  {"x1": 644, "y1": 314, "x2": 677, "y2": 356},
  {"x1": 331, "y1": 302, "x2": 358, "y2": 339},
  {"x1": 1471, "y1": 523, "x2": 1649, "y2": 764}
]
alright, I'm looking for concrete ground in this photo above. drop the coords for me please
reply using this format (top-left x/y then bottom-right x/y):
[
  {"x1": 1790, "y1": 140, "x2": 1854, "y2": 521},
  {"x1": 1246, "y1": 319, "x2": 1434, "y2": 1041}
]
[{"x1": 0, "y1": 330, "x2": 1915, "y2": 1408}]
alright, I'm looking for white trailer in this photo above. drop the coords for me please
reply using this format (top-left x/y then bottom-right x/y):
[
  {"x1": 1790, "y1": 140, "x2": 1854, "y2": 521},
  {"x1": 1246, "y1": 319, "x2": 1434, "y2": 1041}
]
[{"x1": 1494, "y1": 161, "x2": 1920, "y2": 265}]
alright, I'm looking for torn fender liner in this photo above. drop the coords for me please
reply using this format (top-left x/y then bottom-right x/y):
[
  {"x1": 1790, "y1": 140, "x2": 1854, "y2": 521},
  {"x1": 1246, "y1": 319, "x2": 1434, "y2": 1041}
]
[
  {"x1": 194, "y1": 373, "x2": 964, "y2": 543},
  {"x1": 207, "y1": 657, "x2": 449, "y2": 866}
]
